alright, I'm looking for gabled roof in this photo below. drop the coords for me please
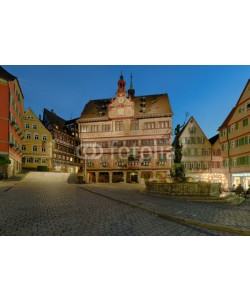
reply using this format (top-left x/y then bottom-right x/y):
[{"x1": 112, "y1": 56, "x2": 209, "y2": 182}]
[
  {"x1": 0, "y1": 66, "x2": 16, "y2": 81},
  {"x1": 218, "y1": 107, "x2": 236, "y2": 130},
  {"x1": 175, "y1": 116, "x2": 210, "y2": 144},
  {"x1": 0, "y1": 66, "x2": 24, "y2": 99},
  {"x1": 43, "y1": 108, "x2": 66, "y2": 130},
  {"x1": 218, "y1": 79, "x2": 250, "y2": 130},
  {"x1": 236, "y1": 79, "x2": 250, "y2": 106},
  {"x1": 209, "y1": 134, "x2": 219, "y2": 145},
  {"x1": 78, "y1": 93, "x2": 173, "y2": 121}
]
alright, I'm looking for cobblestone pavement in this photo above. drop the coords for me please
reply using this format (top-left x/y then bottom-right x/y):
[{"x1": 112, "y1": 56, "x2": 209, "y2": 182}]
[
  {"x1": 0, "y1": 172, "x2": 229, "y2": 236},
  {"x1": 82, "y1": 183, "x2": 250, "y2": 234}
]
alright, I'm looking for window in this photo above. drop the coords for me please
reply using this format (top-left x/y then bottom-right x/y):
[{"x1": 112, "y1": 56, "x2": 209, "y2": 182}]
[
  {"x1": 189, "y1": 162, "x2": 195, "y2": 170},
  {"x1": 91, "y1": 125, "x2": 99, "y2": 132},
  {"x1": 131, "y1": 119, "x2": 139, "y2": 130},
  {"x1": 102, "y1": 124, "x2": 111, "y2": 132},
  {"x1": 32, "y1": 124, "x2": 37, "y2": 130},
  {"x1": 41, "y1": 147, "x2": 46, "y2": 152},
  {"x1": 158, "y1": 153, "x2": 167, "y2": 161},
  {"x1": 126, "y1": 140, "x2": 138, "y2": 147},
  {"x1": 25, "y1": 123, "x2": 30, "y2": 129},
  {"x1": 144, "y1": 122, "x2": 156, "y2": 130},
  {"x1": 142, "y1": 153, "x2": 151, "y2": 161},
  {"x1": 99, "y1": 141, "x2": 109, "y2": 148},
  {"x1": 213, "y1": 149, "x2": 221, "y2": 156},
  {"x1": 243, "y1": 118, "x2": 248, "y2": 127},
  {"x1": 41, "y1": 158, "x2": 46, "y2": 164},
  {"x1": 158, "y1": 121, "x2": 169, "y2": 129},
  {"x1": 26, "y1": 158, "x2": 33, "y2": 163},
  {"x1": 188, "y1": 127, "x2": 196, "y2": 134},
  {"x1": 111, "y1": 141, "x2": 123, "y2": 148},
  {"x1": 33, "y1": 146, "x2": 38, "y2": 152},
  {"x1": 42, "y1": 135, "x2": 47, "y2": 141},
  {"x1": 34, "y1": 158, "x2": 39, "y2": 163},
  {"x1": 230, "y1": 124, "x2": 235, "y2": 132},
  {"x1": 26, "y1": 133, "x2": 31, "y2": 139},
  {"x1": 156, "y1": 139, "x2": 168, "y2": 145},
  {"x1": 247, "y1": 102, "x2": 250, "y2": 110},
  {"x1": 115, "y1": 121, "x2": 124, "y2": 131},
  {"x1": 22, "y1": 145, "x2": 26, "y2": 151},
  {"x1": 81, "y1": 125, "x2": 89, "y2": 132},
  {"x1": 34, "y1": 134, "x2": 39, "y2": 140},
  {"x1": 204, "y1": 149, "x2": 210, "y2": 155},
  {"x1": 141, "y1": 139, "x2": 154, "y2": 146}
]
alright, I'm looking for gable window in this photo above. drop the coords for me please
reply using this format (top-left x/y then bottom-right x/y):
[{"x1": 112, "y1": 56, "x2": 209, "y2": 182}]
[
  {"x1": 34, "y1": 134, "x2": 39, "y2": 140},
  {"x1": 32, "y1": 124, "x2": 37, "y2": 130},
  {"x1": 25, "y1": 123, "x2": 30, "y2": 129},
  {"x1": 188, "y1": 127, "x2": 196, "y2": 134},
  {"x1": 243, "y1": 118, "x2": 248, "y2": 127},
  {"x1": 42, "y1": 135, "x2": 47, "y2": 141},
  {"x1": 26, "y1": 133, "x2": 31, "y2": 139}
]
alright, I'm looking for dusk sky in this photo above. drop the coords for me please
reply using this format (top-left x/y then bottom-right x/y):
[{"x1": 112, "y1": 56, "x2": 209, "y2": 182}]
[{"x1": 3, "y1": 65, "x2": 250, "y2": 139}]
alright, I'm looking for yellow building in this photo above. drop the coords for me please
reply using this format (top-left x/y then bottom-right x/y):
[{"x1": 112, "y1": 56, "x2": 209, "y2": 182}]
[
  {"x1": 77, "y1": 74, "x2": 173, "y2": 183},
  {"x1": 179, "y1": 116, "x2": 226, "y2": 185},
  {"x1": 219, "y1": 79, "x2": 250, "y2": 190},
  {"x1": 22, "y1": 108, "x2": 53, "y2": 171}
]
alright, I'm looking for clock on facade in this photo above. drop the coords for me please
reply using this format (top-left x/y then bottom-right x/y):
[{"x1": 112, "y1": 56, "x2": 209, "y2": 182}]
[{"x1": 118, "y1": 97, "x2": 124, "y2": 104}]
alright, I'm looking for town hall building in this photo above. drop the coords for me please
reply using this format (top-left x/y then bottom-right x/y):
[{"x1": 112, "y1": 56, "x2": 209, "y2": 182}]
[{"x1": 77, "y1": 74, "x2": 173, "y2": 183}]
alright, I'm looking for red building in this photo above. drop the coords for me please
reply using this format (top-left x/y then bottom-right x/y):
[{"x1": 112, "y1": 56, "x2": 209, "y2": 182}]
[{"x1": 0, "y1": 66, "x2": 24, "y2": 178}]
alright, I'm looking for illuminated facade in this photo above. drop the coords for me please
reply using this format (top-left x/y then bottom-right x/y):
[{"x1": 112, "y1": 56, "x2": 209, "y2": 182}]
[
  {"x1": 77, "y1": 74, "x2": 173, "y2": 183},
  {"x1": 43, "y1": 108, "x2": 82, "y2": 173},
  {"x1": 0, "y1": 66, "x2": 24, "y2": 178},
  {"x1": 218, "y1": 79, "x2": 250, "y2": 189},
  {"x1": 180, "y1": 116, "x2": 226, "y2": 185},
  {"x1": 22, "y1": 108, "x2": 53, "y2": 171}
]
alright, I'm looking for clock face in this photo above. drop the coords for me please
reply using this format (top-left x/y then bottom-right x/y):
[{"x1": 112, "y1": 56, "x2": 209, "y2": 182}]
[{"x1": 118, "y1": 97, "x2": 124, "y2": 104}]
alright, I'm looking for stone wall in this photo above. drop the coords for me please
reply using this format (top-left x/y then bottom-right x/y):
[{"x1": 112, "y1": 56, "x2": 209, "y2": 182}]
[{"x1": 145, "y1": 182, "x2": 221, "y2": 197}]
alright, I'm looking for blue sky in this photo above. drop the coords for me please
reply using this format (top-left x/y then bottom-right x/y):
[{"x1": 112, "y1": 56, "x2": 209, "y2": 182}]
[{"x1": 3, "y1": 65, "x2": 250, "y2": 138}]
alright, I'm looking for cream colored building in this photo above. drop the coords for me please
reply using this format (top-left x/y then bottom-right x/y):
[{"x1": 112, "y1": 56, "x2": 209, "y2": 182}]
[
  {"x1": 219, "y1": 79, "x2": 250, "y2": 189},
  {"x1": 180, "y1": 116, "x2": 226, "y2": 185},
  {"x1": 22, "y1": 108, "x2": 53, "y2": 171},
  {"x1": 77, "y1": 74, "x2": 173, "y2": 183}
]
